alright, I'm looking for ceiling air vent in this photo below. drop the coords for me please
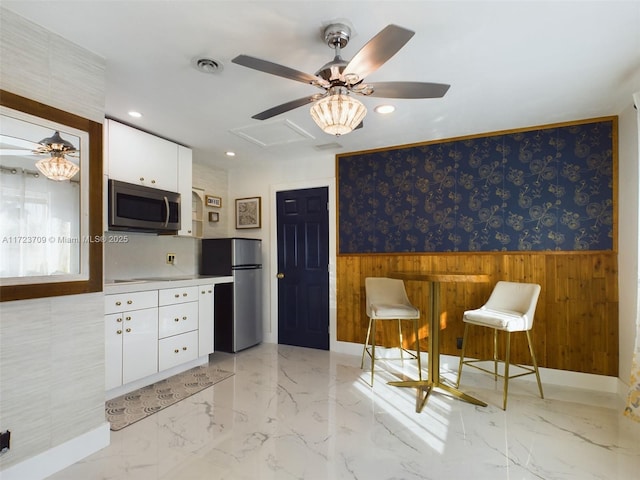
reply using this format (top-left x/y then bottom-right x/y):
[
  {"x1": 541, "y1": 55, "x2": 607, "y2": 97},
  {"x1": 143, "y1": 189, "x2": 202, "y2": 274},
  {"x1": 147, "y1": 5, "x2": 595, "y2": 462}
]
[
  {"x1": 193, "y1": 57, "x2": 222, "y2": 74},
  {"x1": 315, "y1": 142, "x2": 343, "y2": 151}
]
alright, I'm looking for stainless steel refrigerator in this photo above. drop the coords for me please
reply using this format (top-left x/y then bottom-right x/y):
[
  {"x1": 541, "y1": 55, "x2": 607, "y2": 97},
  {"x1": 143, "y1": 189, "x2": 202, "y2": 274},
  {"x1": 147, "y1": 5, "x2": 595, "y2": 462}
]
[{"x1": 200, "y1": 238, "x2": 262, "y2": 352}]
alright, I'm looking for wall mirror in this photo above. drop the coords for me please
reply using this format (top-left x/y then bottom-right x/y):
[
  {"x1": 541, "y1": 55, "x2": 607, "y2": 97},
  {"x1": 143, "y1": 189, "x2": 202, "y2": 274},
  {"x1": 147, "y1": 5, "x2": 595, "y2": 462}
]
[{"x1": 0, "y1": 90, "x2": 102, "y2": 301}]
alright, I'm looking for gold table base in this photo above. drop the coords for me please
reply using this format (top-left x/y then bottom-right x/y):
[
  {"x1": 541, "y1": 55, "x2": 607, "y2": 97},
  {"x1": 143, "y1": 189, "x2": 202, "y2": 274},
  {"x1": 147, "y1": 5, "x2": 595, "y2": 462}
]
[
  {"x1": 388, "y1": 379, "x2": 487, "y2": 412},
  {"x1": 388, "y1": 272, "x2": 490, "y2": 413}
]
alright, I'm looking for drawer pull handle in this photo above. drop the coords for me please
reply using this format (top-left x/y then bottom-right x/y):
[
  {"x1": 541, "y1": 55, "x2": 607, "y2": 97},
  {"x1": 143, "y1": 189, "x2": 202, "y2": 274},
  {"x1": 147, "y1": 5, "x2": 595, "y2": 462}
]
[
  {"x1": 208, "y1": 290, "x2": 212, "y2": 293},
  {"x1": 182, "y1": 293, "x2": 188, "y2": 297},
  {"x1": 115, "y1": 301, "x2": 121, "y2": 306},
  {"x1": 174, "y1": 349, "x2": 179, "y2": 353},
  {"x1": 126, "y1": 328, "x2": 131, "y2": 333},
  {"x1": 182, "y1": 316, "x2": 187, "y2": 320},
  {"x1": 140, "y1": 177, "x2": 144, "y2": 181},
  {"x1": 125, "y1": 316, "x2": 131, "y2": 321},
  {"x1": 127, "y1": 300, "x2": 132, "y2": 304},
  {"x1": 174, "y1": 318, "x2": 180, "y2": 322},
  {"x1": 182, "y1": 346, "x2": 187, "y2": 351},
  {"x1": 116, "y1": 330, "x2": 122, "y2": 335},
  {"x1": 116, "y1": 317, "x2": 122, "y2": 323},
  {"x1": 201, "y1": 291, "x2": 205, "y2": 294},
  {"x1": 151, "y1": 180, "x2": 156, "y2": 184},
  {"x1": 174, "y1": 294, "x2": 180, "y2": 298}
]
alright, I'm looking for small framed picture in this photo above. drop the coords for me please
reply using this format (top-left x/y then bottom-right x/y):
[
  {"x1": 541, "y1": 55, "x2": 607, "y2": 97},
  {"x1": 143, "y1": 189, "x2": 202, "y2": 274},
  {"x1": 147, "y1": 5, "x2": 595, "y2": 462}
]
[
  {"x1": 208, "y1": 212, "x2": 219, "y2": 222},
  {"x1": 205, "y1": 195, "x2": 222, "y2": 208},
  {"x1": 235, "y1": 197, "x2": 261, "y2": 229}
]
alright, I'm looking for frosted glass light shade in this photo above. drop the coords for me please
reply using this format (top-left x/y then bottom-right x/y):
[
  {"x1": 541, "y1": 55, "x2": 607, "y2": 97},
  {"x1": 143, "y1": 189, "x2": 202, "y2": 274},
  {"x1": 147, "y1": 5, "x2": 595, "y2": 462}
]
[
  {"x1": 310, "y1": 91, "x2": 367, "y2": 136},
  {"x1": 35, "y1": 153, "x2": 79, "y2": 181}
]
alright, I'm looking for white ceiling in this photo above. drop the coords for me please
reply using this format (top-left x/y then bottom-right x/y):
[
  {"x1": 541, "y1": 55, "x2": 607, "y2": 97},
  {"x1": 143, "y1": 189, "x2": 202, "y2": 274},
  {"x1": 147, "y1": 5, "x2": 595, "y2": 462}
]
[{"x1": 4, "y1": 1, "x2": 640, "y2": 169}]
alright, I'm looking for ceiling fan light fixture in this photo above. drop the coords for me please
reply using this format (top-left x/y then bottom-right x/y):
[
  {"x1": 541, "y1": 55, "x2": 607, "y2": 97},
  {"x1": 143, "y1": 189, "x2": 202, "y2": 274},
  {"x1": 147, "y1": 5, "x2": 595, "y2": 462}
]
[
  {"x1": 35, "y1": 152, "x2": 79, "y2": 181},
  {"x1": 34, "y1": 131, "x2": 77, "y2": 155},
  {"x1": 309, "y1": 88, "x2": 367, "y2": 136}
]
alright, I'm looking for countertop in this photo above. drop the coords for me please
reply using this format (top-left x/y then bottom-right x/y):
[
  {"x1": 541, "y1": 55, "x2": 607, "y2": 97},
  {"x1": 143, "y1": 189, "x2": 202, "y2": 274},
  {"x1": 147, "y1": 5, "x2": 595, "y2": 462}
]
[{"x1": 104, "y1": 275, "x2": 233, "y2": 294}]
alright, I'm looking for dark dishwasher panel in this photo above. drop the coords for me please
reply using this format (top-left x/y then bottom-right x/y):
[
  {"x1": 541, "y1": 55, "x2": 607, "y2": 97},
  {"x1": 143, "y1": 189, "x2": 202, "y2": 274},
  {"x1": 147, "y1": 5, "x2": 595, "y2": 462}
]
[{"x1": 214, "y1": 282, "x2": 233, "y2": 352}]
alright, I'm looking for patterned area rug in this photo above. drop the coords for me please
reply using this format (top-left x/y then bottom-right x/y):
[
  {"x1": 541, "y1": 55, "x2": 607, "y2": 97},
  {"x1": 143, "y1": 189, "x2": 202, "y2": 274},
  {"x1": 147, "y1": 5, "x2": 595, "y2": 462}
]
[{"x1": 106, "y1": 364, "x2": 234, "y2": 431}]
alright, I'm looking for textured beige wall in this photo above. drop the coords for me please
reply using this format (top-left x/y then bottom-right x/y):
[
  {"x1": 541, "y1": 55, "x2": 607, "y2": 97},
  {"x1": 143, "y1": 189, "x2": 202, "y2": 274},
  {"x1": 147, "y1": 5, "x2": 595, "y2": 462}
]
[{"x1": 0, "y1": 7, "x2": 107, "y2": 471}]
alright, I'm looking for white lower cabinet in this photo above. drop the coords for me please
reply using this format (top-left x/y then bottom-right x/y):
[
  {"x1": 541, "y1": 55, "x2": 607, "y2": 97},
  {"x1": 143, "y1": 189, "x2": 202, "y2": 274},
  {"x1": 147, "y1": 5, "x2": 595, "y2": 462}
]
[
  {"x1": 120, "y1": 308, "x2": 159, "y2": 384},
  {"x1": 159, "y1": 301, "x2": 199, "y2": 338},
  {"x1": 158, "y1": 287, "x2": 200, "y2": 371},
  {"x1": 198, "y1": 285, "x2": 214, "y2": 356},
  {"x1": 105, "y1": 292, "x2": 159, "y2": 391},
  {"x1": 159, "y1": 330, "x2": 198, "y2": 371},
  {"x1": 105, "y1": 279, "x2": 226, "y2": 393}
]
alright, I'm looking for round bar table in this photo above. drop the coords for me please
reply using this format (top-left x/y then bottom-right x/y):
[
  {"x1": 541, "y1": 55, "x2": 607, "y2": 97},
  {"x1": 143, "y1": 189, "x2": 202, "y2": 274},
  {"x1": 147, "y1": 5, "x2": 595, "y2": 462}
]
[{"x1": 388, "y1": 271, "x2": 490, "y2": 412}]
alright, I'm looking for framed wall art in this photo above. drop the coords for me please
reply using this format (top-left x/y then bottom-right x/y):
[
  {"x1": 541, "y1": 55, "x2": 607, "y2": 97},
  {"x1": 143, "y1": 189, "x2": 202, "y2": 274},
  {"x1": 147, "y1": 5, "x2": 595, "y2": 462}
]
[
  {"x1": 235, "y1": 196, "x2": 261, "y2": 229},
  {"x1": 206, "y1": 195, "x2": 222, "y2": 208},
  {"x1": 208, "y1": 211, "x2": 219, "y2": 222}
]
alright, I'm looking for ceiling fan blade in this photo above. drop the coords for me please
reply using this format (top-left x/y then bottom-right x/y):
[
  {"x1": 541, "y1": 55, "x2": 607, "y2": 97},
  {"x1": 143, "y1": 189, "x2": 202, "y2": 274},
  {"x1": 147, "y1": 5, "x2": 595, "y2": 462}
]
[
  {"x1": 0, "y1": 149, "x2": 36, "y2": 156},
  {"x1": 0, "y1": 134, "x2": 39, "y2": 150},
  {"x1": 232, "y1": 55, "x2": 323, "y2": 86},
  {"x1": 252, "y1": 95, "x2": 319, "y2": 120},
  {"x1": 366, "y1": 81, "x2": 450, "y2": 99},
  {"x1": 344, "y1": 25, "x2": 415, "y2": 80}
]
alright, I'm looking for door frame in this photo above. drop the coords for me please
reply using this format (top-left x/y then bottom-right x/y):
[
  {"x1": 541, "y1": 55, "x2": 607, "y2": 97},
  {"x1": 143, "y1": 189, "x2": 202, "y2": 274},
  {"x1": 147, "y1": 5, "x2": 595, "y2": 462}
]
[{"x1": 269, "y1": 178, "x2": 337, "y2": 350}]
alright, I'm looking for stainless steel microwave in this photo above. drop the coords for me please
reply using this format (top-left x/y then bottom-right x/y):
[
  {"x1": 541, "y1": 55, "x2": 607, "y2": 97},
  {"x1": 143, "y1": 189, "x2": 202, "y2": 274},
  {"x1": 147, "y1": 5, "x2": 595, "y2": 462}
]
[{"x1": 108, "y1": 179, "x2": 180, "y2": 233}]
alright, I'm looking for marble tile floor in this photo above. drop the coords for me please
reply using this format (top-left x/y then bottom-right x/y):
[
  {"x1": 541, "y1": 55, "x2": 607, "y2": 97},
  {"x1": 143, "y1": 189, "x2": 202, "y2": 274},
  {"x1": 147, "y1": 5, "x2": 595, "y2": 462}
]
[{"x1": 47, "y1": 343, "x2": 639, "y2": 479}]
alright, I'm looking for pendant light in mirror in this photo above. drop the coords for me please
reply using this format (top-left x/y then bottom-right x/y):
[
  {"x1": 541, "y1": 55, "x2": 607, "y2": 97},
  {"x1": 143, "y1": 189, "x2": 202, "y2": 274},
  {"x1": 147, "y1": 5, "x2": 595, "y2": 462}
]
[{"x1": 33, "y1": 131, "x2": 79, "y2": 181}]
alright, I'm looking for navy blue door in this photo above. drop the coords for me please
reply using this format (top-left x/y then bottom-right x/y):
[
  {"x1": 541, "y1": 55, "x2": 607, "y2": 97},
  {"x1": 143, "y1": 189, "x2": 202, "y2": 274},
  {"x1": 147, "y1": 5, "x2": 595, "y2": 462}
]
[{"x1": 277, "y1": 187, "x2": 329, "y2": 350}]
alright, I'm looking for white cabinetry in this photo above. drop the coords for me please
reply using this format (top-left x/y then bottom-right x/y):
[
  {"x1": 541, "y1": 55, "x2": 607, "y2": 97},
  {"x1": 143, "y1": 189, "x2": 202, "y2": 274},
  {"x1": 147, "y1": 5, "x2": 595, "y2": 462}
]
[
  {"x1": 159, "y1": 331, "x2": 199, "y2": 371},
  {"x1": 105, "y1": 291, "x2": 159, "y2": 390},
  {"x1": 177, "y1": 145, "x2": 194, "y2": 236},
  {"x1": 198, "y1": 284, "x2": 214, "y2": 356},
  {"x1": 159, "y1": 301, "x2": 199, "y2": 338},
  {"x1": 158, "y1": 286, "x2": 199, "y2": 370},
  {"x1": 105, "y1": 119, "x2": 180, "y2": 192},
  {"x1": 105, "y1": 278, "x2": 230, "y2": 397}
]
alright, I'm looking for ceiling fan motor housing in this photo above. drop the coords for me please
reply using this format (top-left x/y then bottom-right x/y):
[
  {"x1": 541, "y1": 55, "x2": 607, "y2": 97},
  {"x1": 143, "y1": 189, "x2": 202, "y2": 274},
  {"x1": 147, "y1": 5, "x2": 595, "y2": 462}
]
[
  {"x1": 316, "y1": 23, "x2": 355, "y2": 84},
  {"x1": 323, "y1": 23, "x2": 351, "y2": 49}
]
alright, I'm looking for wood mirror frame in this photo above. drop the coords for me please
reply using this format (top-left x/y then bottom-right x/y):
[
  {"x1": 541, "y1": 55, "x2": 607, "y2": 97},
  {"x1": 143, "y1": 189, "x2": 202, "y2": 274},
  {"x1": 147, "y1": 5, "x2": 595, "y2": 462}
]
[{"x1": 0, "y1": 90, "x2": 103, "y2": 301}]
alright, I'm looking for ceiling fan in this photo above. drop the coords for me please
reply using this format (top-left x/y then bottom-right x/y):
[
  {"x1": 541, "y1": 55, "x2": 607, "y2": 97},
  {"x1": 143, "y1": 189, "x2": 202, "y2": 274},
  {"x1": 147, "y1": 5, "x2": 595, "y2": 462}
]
[
  {"x1": 232, "y1": 23, "x2": 450, "y2": 135},
  {"x1": 0, "y1": 131, "x2": 80, "y2": 181}
]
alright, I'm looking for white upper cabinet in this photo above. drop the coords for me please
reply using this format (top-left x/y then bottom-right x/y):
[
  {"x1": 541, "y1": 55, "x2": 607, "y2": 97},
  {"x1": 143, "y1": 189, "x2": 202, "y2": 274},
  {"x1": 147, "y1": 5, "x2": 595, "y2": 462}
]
[
  {"x1": 105, "y1": 119, "x2": 180, "y2": 192},
  {"x1": 177, "y1": 145, "x2": 194, "y2": 236}
]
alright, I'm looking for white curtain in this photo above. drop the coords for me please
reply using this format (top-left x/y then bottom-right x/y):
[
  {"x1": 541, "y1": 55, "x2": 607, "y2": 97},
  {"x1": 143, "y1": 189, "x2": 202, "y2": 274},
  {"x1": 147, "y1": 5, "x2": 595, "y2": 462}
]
[
  {"x1": 625, "y1": 91, "x2": 640, "y2": 422},
  {"x1": 0, "y1": 165, "x2": 80, "y2": 278}
]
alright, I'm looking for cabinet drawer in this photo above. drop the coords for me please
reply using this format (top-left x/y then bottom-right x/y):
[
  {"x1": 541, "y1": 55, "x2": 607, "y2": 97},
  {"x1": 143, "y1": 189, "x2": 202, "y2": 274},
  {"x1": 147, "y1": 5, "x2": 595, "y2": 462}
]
[
  {"x1": 105, "y1": 290, "x2": 158, "y2": 314},
  {"x1": 158, "y1": 301, "x2": 198, "y2": 338},
  {"x1": 159, "y1": 286, "x2": 199, "y2": 306},
  {"x1": 158, "y1": 330, "x2": 198, "y2": 371}
]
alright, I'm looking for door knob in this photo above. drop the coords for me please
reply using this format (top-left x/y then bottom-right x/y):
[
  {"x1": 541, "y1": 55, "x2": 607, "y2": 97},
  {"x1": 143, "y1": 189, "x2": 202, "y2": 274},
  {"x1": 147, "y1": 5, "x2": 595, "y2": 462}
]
[{"x1": 277, "y1": 273, "x2": 284, "y2": 279}]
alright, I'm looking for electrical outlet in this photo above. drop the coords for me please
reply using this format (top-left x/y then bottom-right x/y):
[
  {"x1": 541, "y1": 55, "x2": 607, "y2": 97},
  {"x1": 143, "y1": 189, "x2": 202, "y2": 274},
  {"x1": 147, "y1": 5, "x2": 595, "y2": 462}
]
[
  {"x1": 0, "y1": 430, "x2": 10, "y2": 454},
  {"x1": 166, "y1": 253, "x2": 176, "y2": 265}
]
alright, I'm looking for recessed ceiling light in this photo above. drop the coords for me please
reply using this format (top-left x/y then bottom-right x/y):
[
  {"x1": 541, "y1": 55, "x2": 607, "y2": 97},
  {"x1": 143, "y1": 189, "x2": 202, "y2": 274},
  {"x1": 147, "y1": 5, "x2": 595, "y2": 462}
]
[
  {"x1": 128, "y1": 111, "x2": 143, "y2": 118},
  {"x1": 225, "y1": 151, "x2": 236, "y2": 157},
  {"x1": 374, "y1": 105, "x2": 395, "y2": 114}
]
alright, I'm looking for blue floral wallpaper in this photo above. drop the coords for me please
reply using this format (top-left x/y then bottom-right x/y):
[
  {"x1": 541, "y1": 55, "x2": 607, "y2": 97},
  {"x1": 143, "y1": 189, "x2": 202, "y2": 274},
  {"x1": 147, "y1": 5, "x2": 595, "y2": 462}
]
[{"x1": 337, "y1": 119, "x2": 615, "y2": 253}]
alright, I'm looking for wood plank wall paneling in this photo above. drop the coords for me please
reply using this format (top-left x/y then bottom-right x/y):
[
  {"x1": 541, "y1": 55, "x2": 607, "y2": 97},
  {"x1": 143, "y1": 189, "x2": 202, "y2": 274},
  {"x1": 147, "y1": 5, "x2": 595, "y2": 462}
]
[{"x1": 337, "y1": 252, "x2": 618, "y2": 376}]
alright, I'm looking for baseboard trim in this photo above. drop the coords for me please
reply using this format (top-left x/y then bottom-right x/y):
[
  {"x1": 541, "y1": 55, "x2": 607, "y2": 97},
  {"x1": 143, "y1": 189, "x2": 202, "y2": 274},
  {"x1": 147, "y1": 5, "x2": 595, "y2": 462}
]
[
  {"x1": 334, "y1": 340, "x2": 622, "y2": 394},
  {"x1": 0, "y1": 422, "x2": 110, "y2": 480}
]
